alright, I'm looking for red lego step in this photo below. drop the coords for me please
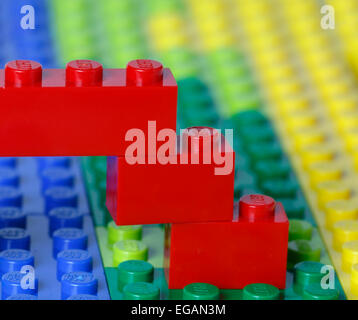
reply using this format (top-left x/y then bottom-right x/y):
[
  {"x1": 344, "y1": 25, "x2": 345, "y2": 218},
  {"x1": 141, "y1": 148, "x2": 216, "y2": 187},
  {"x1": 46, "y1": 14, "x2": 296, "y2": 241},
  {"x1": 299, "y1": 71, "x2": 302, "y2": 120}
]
[
  {"x1": 106, "y1": 127, "x2": 235, "y2": 225},
  {"x1": 0, "y1": 59, "x2": 177, "y2": 156},
  {"x1": 164, "y1": 194, "x2": 289, "y2": 289}
]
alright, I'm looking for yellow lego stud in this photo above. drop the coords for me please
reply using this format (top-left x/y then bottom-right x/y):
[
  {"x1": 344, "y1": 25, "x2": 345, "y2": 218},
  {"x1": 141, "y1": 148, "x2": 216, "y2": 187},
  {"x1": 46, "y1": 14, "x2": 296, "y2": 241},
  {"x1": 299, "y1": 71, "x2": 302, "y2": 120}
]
[
  {"x1": 336, "y1": 111, "x2": 358, "y2": 133},
  {"x1": 327, "y1": 95, "x2": 357, "y2": 116},
  {"x1": 351, "y1": 264, "x2": 358, "y2": 297},
  {"x1": 312, "y1": 64, "x2": 344, "y2": 86},
  {"x1": 316, "y1": 180, "x2": 351, "y2": 209},
  {"x1": 333, "y1": 220, "x2": 358, "y2": 252},
  {"x1": 325, "y1": 199, "x2": 358, "y2": 230},
  {"x1": 308, "y1": 161, "x2": 343, "y2": 186},
  {"x1": 320, "y1": 79, "x2": 353, "y2": 101},
  {"x1": 293, "y1": 128, "x2": 326, "y2": 150},
  {"x1": 285, "y1": 111, "x2": 318, "y2": 132},
  {"x1": 262, "y1": 63, "x2": 295, "y2": 82},
  {"x1": 342, "y1": 241, "x2": 358, "y2": 273},
  {"x1": 277, "y1": 96, "x2": 309, "y2": 114},
  {"x1": 343, "y1": 128, "x2": 358, "y2": 152},
  {"x1": 300, "y1": 144, "x2": 335, "y2": 168}
]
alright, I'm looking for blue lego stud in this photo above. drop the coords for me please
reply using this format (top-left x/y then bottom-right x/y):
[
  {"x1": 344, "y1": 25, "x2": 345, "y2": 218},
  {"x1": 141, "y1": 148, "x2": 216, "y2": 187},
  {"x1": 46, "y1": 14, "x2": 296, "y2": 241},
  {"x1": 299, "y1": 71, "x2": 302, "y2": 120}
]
[
  {"x1": 53, "y1": 228, "x2": 88, "y2": 258},
  {"x1": 41, "y1": 168, "x2": 75, "y2": 193},
  {"x1": 49, "y1": 207, "x2": 84, "y2": 237},
  {"x1": 57, "y1": 249, "x2": 92, "y2": 281},
  {"x1": 0, "y1": 249, "x2": 34, "y2": 277},
  {"x1": 0, "y1": 228, "x2": 30, "y2": 251},
  {"x1": 0, "y1": 207, "x2": 27, "y2": 229},
  {"x1": 6, "y1": 293, "x2": 37, "y2": 300},
  {"x1": 0, "y1": 158, "x2": 17, "y2": 168},
  {"x1": 0, "y1": 187, "x2": 23, "y2": 208},
  {"x1": 37, "y1": 157, "x2": 71, "y2": 173},
  {"x1": 67, "y1": 294, "x2": 98, "y2": 300},
  {"x1": 0, "y1": 168, "x2": 20, "y2": 187},
  {"x1": 44, "y1": 187, "x2": 78, "y2": 215},
  {"x1": 61, "y1": 271, "x2": 98, "y2": 300},
  {"x1": 1, "y1": 271, "x2": 38, "y2": 300}
]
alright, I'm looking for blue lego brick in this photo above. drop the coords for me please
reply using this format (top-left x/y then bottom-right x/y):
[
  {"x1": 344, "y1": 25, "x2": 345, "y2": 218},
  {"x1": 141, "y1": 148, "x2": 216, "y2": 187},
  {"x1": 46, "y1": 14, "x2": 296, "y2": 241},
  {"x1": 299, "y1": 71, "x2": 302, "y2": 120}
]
[{"x1": 0, "y1": 157, "x2": 109, "y2": 300}]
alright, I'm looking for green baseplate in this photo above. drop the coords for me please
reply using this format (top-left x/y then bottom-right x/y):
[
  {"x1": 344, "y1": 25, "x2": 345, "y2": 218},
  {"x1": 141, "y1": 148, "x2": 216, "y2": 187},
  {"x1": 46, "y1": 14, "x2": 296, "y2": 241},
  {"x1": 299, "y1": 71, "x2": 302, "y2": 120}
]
[{"x1": 80, "y1": 76, "x2": 346, "y2": 300}]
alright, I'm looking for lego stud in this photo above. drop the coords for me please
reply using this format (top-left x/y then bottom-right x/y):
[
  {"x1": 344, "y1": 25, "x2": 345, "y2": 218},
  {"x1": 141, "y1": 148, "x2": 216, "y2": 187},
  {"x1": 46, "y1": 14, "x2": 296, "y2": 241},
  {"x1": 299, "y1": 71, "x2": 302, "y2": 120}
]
[
  {"x1": 126, "y1": 59, "x2": 163, "y2": 86},
  {"x1": 239, "y1": 194, "x2": 275, "y2": 222},
  {"x1": 5, "y1": 60, "x2": 42, "y2": 88},
  {"x1": 66, "y1": 60, "x2": 103, "y2": 87},
  {"x1": 182, "y1": 126, "x2": 220, "y2": 155}
]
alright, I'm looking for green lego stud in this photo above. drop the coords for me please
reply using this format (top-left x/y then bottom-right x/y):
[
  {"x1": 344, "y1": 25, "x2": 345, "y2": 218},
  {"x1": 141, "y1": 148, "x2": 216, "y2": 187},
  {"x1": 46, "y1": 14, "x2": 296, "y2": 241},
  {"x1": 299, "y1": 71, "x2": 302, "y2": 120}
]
[
  {"x1": 107, "y1": 221, "x2": 142, "y2": 247},
  {"x1": 231, "y1": 110, "x2": 267, "y2": 127},
  {"x1": 302, "y1": 283, "x2": 339, "y2": 300},
  {"x1": 183, "y1": 283, "x2": 220, "y2": 300},
  {"x1": 118, "y1": 260, "x2": 154, "y2": 291},
  {"x1": 293, "y1": 261, "x2": 326, "y2": 295},
  {"x1": 242, "y1": 283, "x2": 280, "y2": 300},
  {"x1": 289, "y1": 220, "x2": 313, "y2": 241},
  {"x1": 123, "y1": 282, "x2": 160, "y2": 300},
  {"x1": 178, "y1": 77, "x2": 207, "y2": 95},
  {"x1": 287, "y1": 240, "x2": 321, "y2": 270},
  {"x1": 246, "y1": 143, "x2": 282, "y2": 164},
  {"x1": 113, "y1": 240, "x2": 148, "y2": 267},
  {"x1": 240, "y1": 126, "x2": 275, "y2": 145},
  {"x1": 254, "y1": 160, "x2": 290, "y2": 183},
  {"x1": 278, "y1": 198, "x2": 305, "y2": 219},
  {"x1": 261, "y1": 179, "x2": 298, "y2": 199}
]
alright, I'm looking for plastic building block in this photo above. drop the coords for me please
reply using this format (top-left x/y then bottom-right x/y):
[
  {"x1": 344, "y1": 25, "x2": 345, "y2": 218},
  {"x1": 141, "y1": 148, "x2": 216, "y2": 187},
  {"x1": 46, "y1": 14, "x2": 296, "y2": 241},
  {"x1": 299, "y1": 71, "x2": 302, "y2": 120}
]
[
  {"x1": 2, "y1": 271, "x2": 39, "y2": 299},
  {"x1": 183, "y1": 283, "x2": 220, "y2": 300},
  {"x1": 106, "y1": 127, "x2": 235, "y2": 225},
  {"x1": 164, "y1": 194, "x2": 289, "y2": 289},
  {"x1": 113, "y1": 240, "x2": 148, "y2": 267},
  {"x1": 302, "y1": 283, "x2": 339, "y2": 300},
  {"x1": 117, "y1": 260, "x2": 154, "y2": 291},
  {"x1": 0, "y1": 249, "x2": 34, "y2": 277},
  {"x1": 61, "y1": 271, "x2": 98, "y2": 300},
  {"x1": 242, "y1": 283, "x2": 280, "y2": 300},
  {"x1": 123, "y1": 282, "x2": 160, "y2": 300},
  {"x1": 0, "y1": 59, "x2": 177, "y2": 157},
  {"x1": 57, "y1": 249, "x2": 93, "y2": 280},
  {"x1": 81, "y1": 77, "x2": 345, "y2": 300}
]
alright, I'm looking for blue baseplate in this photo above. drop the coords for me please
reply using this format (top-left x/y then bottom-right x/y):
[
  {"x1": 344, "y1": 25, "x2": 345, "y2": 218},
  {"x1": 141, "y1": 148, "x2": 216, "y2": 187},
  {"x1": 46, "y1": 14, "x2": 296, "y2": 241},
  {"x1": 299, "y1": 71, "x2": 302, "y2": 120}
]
[{"x1": 0, "y1": 157, "x2": 109, "y2": 300}]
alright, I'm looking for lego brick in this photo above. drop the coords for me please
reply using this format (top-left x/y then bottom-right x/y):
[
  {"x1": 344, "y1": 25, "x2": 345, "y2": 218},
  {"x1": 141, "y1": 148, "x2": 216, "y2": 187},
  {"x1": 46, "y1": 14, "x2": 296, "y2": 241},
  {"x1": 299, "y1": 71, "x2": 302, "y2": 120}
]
[
  {"x1": 106, "y1": 127, "x2": 235, "y2": 225},
  {"x1": 0, "y1": 59, "x2": 177, "y2": 156},
  {"x1": 164, "y1": 195, "x2": 289, "y2": 289}
]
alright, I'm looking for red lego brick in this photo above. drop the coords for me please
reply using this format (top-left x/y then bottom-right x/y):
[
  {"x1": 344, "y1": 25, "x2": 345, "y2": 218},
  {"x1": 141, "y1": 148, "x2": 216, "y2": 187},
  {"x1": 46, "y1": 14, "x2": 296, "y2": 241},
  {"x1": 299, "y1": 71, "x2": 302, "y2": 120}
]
[
  {"x1": 164, "y1": 194, "x2": 289, "y2": 289},
  {"x1": 106, "y1": 127, "x2": 235, "y2": 225},
  {"x1": 0, "y1": 59, "x2": 177, "y2": 156}
]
